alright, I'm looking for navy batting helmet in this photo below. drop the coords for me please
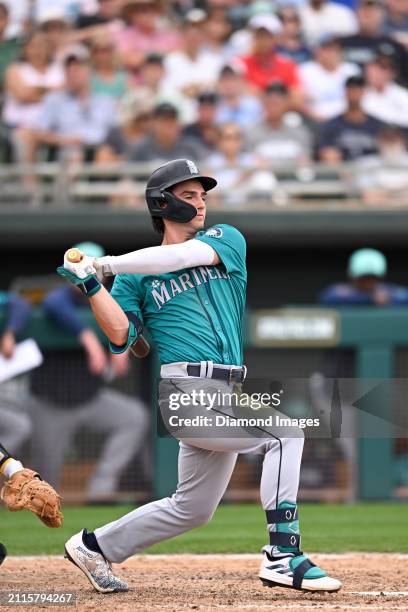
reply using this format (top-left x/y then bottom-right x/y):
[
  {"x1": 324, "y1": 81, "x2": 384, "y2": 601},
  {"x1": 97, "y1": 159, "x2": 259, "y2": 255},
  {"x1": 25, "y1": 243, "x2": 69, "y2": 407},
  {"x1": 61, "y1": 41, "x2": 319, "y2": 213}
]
[{"x1": 145, "y1": 159, "x2": 217, "y2": 224}]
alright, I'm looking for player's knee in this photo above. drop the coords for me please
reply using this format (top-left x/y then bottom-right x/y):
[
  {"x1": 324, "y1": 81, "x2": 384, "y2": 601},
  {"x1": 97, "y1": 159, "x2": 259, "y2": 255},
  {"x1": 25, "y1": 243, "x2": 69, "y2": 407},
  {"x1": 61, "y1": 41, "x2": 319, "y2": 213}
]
[
  {"x1": 187, "y1": 508, "x2": 214, "y2": 528},
  {"x1": 172, "y1": 496, "x2": 216, "y2": 528}
]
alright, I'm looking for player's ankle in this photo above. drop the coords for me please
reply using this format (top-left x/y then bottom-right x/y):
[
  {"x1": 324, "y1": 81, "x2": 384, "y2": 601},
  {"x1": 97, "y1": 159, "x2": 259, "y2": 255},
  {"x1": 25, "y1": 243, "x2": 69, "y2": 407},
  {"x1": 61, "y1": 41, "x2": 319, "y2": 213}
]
[{"x1": 82, "y1": 529, "x2": 103, "y2": 555}]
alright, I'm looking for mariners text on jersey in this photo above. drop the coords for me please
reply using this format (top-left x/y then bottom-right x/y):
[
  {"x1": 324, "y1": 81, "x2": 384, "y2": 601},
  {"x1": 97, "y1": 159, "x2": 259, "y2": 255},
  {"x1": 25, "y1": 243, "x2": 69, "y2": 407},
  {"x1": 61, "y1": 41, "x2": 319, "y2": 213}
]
[{"x1": 150, "y1": 265, "x2": 231, "y2": 310}]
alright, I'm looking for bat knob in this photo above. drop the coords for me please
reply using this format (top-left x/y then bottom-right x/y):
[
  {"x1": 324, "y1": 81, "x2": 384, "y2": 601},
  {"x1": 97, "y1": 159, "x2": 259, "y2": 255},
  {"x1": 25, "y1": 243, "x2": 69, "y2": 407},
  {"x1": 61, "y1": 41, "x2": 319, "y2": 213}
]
[{"x1": 66, "y1": 248, "x2": 83, "y2": 264}]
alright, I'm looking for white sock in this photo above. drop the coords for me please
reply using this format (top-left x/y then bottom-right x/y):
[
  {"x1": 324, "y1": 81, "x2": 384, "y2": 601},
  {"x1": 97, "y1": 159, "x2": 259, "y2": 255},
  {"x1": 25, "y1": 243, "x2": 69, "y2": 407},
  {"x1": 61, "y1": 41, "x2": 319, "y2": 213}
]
[{"x1": 2, "y1": 459, "x2": 24, "y2": 478}]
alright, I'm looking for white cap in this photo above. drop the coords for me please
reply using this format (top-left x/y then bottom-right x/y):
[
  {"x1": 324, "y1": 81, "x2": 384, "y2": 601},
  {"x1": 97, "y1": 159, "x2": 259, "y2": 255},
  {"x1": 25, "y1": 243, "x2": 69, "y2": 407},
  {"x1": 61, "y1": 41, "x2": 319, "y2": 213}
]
[
  {"x1": 38, "y1": 8, "x2": 67, "y2": 25},
  {"x1": 249, "y1": 13, "x2": 282, "y2": 35}
]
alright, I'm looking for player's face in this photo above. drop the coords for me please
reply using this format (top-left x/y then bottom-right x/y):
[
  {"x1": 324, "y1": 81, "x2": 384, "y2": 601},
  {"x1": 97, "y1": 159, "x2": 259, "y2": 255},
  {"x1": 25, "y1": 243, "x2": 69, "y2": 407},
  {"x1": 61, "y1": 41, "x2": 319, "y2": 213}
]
[{"x1": 172, "y1": 179, "x2": 207, "y2": 230}]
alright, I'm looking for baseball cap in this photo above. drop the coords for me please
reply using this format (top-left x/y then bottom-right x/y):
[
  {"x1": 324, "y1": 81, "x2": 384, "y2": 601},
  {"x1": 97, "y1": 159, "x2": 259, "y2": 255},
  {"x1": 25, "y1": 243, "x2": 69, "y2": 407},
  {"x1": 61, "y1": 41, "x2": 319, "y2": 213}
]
[
  {"x1": 118, "y1": 88, "x2": 154, "y2": 124},
  {"x1": 62, "y1": 44, "x2": 90, "y2": 65},
  {"x1": 74, "y1": 242, "x2": 105, "y2": 259},
  {"x1": 38, "y1": 8, "x2": 67, "y2": 26},
  {"x1": 219, "y1": 62, "x2": 244, "y2": 77},
  {"x1": 249, "y1": 13, "x2": 283, "y2": 35},
  {"x1": 197, "y1": 91, "x2": 219, "y2": 105},
  {"x1": 184, "y1": 8, "x2": 207, "y2": 24},
  {"x1": 348, "y1": 248, "x2": 387, "y2": 278},
  {"x1": 153, "y1": 102, "x2": 179, "y2": 118},
  {"x1": 345, "y1": 74, "x2": 366, "y2": 87},
  {"x1": 265, "y1": 80, "x2": 288, "y2": 95},
  {"x1": 144, "y1": 52, "x2": 164, "y2": 65}
]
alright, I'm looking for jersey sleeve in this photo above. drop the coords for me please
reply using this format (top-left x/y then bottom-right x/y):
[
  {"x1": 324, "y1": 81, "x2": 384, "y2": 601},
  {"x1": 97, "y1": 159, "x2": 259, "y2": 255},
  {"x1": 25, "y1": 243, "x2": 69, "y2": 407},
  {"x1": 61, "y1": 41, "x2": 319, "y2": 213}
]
[
  {"x1": 196, "y1": 224, "x2": 246, "y2": 281},
  {"x1": 109, "y1": 274, "x2": 144, "y2": 354}
]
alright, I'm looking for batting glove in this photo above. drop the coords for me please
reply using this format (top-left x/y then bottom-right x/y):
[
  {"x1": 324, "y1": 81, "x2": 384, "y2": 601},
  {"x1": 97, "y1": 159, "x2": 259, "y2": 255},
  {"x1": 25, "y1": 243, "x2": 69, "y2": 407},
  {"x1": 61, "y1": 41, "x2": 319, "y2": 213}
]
[{"x1": 57, "y1": 250, "x2": 102, "y2": 297}]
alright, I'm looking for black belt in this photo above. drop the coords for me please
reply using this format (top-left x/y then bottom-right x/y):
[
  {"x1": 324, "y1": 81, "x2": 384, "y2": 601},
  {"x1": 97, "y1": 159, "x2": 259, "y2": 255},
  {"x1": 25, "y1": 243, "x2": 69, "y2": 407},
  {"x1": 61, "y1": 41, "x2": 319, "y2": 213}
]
[{"x1": 186, "y1": 362, "x2": 247, "y2": 383}]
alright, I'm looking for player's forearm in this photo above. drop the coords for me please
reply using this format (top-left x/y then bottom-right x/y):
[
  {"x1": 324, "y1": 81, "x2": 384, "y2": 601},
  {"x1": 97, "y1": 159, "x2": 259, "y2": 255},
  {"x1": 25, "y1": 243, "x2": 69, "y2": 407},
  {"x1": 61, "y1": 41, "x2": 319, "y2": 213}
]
[
  {"x1": 97, "y1": 240, "x2": 215, "y2": 276},
  {"x1": 88, "y1": 286, "x2": 129, "y2": 346}
]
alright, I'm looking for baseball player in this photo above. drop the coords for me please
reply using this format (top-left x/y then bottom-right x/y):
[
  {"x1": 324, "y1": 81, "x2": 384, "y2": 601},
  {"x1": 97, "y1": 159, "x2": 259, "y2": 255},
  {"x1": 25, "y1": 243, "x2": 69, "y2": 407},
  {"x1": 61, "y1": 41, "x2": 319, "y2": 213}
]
[
  {"x1": 58, "y1": 159, "x2": 341, "y2": 594},
  {"x1": 0, "y1": 441, "x2": 63, "y2": 566}
]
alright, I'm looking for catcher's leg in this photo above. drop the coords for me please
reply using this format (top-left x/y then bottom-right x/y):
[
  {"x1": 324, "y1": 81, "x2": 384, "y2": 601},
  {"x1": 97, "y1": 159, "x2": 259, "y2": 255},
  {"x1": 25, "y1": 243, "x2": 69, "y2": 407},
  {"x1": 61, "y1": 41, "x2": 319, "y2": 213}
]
[
  {"x1": 0, "y1": 408, "x2": 31, "y2": 454},
  {"x1": 29, "y1": 397, "x2": 78, "y2": 488},
  {"x1": 79, "y1": 389, "x2": 149, "y2": 500},
  {"x1": 0, "y1": 543, "x2": 7, "y2": 566},
  {"x1": 258, "y1": 434, "x2": 341, "y2": 592}
]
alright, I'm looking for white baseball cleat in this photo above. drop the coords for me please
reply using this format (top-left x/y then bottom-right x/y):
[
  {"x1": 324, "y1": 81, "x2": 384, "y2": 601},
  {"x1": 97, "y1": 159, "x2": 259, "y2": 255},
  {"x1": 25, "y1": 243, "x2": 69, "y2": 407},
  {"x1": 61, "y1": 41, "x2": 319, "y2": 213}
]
[
  {"x1": 259, "y1": 551, "x2": 342, "y2": 592},
  {"x1": 64, "y1": 530, "x2": 129, "y2": 593}
]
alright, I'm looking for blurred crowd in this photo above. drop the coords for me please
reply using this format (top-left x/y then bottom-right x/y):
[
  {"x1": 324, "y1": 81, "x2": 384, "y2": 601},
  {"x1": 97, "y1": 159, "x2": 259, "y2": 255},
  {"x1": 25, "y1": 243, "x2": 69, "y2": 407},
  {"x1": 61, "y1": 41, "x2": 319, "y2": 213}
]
[{"x1": 1, "y1": 0, "x2": 408, "y2": 204}]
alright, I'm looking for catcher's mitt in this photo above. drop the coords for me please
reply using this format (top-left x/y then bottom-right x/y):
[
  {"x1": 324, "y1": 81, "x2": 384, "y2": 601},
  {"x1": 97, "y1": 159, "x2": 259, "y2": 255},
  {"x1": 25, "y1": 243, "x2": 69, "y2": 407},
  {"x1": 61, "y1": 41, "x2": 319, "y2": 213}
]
[{"x1": 1, "y1": 469, "x2": 63, "y2": 528}]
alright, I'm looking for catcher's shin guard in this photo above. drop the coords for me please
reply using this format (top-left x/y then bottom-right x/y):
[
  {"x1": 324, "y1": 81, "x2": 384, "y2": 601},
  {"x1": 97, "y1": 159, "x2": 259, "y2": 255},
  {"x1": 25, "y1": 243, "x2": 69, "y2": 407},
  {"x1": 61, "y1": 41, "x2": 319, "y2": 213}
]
[
  {"x1": 259, "y1": 502, "x2": 341, "y2": 592},
  {"x1": 0, "y1": 543, "x2": 7, "y2": 566}
]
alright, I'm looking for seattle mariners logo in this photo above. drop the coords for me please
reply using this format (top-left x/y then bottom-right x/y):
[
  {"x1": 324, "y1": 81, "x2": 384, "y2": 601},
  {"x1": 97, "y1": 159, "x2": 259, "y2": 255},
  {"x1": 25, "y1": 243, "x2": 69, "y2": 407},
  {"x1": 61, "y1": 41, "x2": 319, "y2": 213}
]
[
  {"x1": 151, "y1": 279, "x2": 161, "y2": 289},
  {"x1": 186, "y1": 160, "x2": 198, "y2": 174},
  {"x1": 205, "y1": 227, "x2": 223, "y2": 238}
]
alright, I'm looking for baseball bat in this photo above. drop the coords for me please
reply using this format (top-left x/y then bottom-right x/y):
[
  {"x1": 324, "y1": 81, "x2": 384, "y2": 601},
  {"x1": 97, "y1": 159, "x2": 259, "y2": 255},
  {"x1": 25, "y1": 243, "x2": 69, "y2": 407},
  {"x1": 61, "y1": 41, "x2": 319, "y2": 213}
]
[{"x1": 65, "y1": 248, "x2": 83, "y2": 264}]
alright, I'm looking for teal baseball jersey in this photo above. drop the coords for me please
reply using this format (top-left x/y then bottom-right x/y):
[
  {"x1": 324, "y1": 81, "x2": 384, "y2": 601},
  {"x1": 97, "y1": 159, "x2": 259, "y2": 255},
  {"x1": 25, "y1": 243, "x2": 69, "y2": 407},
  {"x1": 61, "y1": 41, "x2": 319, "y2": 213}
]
[{"x1": 109, "y1": 224, "x2": 247, "y2": 365}]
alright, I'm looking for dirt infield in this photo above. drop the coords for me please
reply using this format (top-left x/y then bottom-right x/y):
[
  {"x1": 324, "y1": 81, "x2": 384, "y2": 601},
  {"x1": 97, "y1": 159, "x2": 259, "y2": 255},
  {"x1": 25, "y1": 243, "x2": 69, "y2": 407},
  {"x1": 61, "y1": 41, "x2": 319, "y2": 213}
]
[{"x1": 1, "y1": 554, "x2": 407, "y2": 611}]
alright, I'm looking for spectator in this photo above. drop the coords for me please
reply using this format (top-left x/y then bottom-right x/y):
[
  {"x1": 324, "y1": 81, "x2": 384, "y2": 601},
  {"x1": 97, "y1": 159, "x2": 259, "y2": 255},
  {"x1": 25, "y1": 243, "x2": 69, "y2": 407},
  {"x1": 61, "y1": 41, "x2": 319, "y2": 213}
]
[
  {"x1": 299, "y1": 0, "x2": 358, "y2": 46},
  {"x1": 2, "y1": 31, "x2": 64, "y2": 161},
  {"x1": 38, "y1": 8, "x2": 71, "y2": 59},
  {"x1": 138, "y1": 52, "x2": 192, "y2": 122},
  {"x1": 238, "y1": 13, "x2": 304, "y2": 108},
  {"x1": 76, "y1": 0, "x2": 122, "y2": 29},
  {"x1": 205, "y1": 121, "x2": 275, "y2": 207},
  {"x1": 162, "y1": 10, "x2": 223, "y2": 100},
  {"x1": 90, "y1": 34, "x2": 129, "y2": 101},
  {"x1": 0, "y1": 3, "x2": 22, "y2": 93},
  {"x1": 319, "y1": 248, "x2": 408, "y2": 305},
  {"x1": 215, "y1": 63, "x2": 263, "y2": 129},
  {"x1": 27, "y1": 46, "x2": 116, "y2": 162},
  {"x1": 2, "y1": 0, "x2": 30, "y2": 39},
  {"x1": 383, "y1": 0, "x2": 408, "y2": 46},
  {"x1": 70, "y1": 0, "x2": 123, "y2": 46},
  {"x1": 354, "y1": 126, "x2": 408, "y2": 204},
  {"x1": 129, "y1": 101, "x2": 207, "y2": 162},
  {"x1": 183, "y1": 91, "x2": 219, "y2": 154},
  {"x1": 203, "y1": 6, "x2": 234, "y2": 63},
  {"x1": 276, "y1": 5, "x2": 312, "y2": 65},
  {"x1": 114, "y1": 0, "x2": 181, "y2": 75},
  {"x1": 0, "y1": 290, "x2": 32, "y2": 454},
  {"x1": 339, "y1": 0, "x2": 408, "y2": 87},
  {"x1": 96, "y1": 87, "x2": 153, "y2": 163},
  {"x1": 362, "y1": 53, "x2": 408, "y2": 126},
  {"x1": 247, "y1": 81, "x2": 313, "y2": 166},
  {"x1": 29, "y1": 242, "x2": 149, "y2": 500},
  {"x1": 318, "y1": 74, "x2": 384, "y2": 162},
  {"x1": 299, "y1": 36, "x2": 359, "y2": 121}
]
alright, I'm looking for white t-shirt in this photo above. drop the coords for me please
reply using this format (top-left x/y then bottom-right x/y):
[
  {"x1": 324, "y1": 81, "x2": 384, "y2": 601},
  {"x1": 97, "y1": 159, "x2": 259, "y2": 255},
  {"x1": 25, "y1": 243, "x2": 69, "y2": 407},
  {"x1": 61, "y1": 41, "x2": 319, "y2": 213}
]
[
  {"x1": 299, "y1": 3, "x2": 358, "y2": 46},
  {"x1": 3, "y1": 62, "x2": 65, "y2": 128},
  {"x1": 162, "y1": 50, "x2": 223, "y2": 93},
  {"x1": 299, "y1": 60, "x2": 360, "y2": 120},
  {"x1": 362, "y1": 83, "x2": 408, "y2": 127}
]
